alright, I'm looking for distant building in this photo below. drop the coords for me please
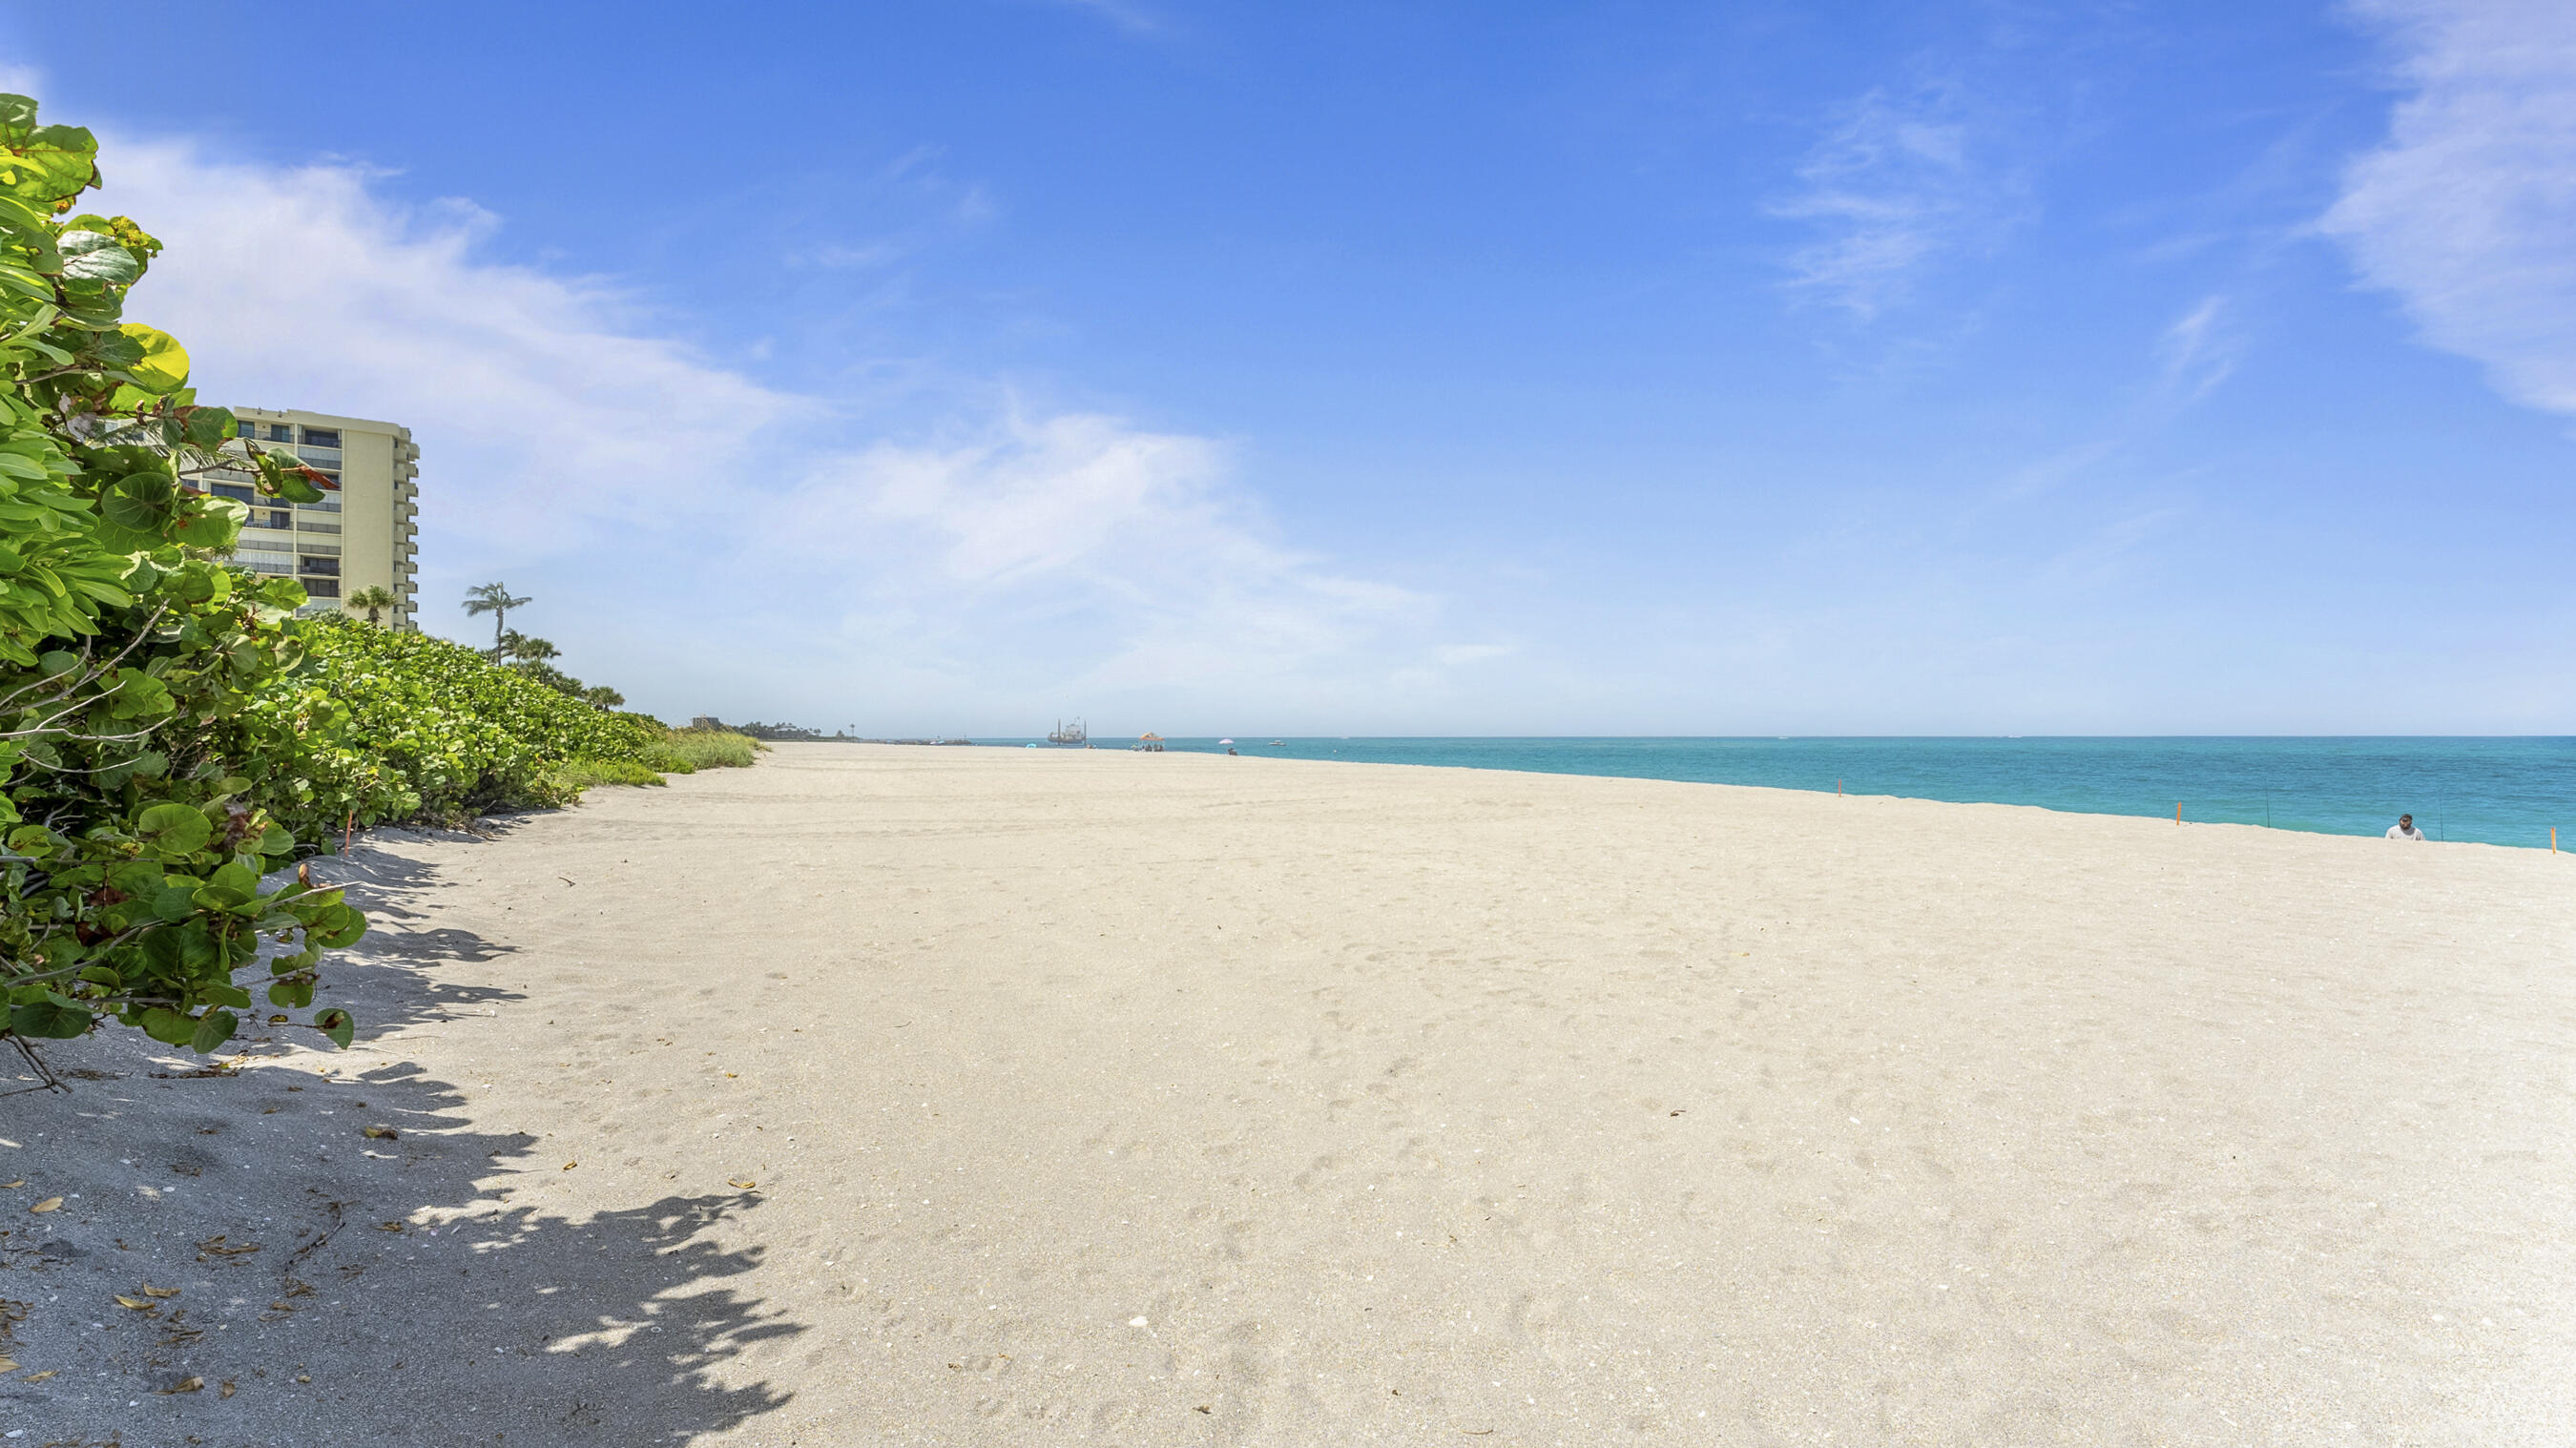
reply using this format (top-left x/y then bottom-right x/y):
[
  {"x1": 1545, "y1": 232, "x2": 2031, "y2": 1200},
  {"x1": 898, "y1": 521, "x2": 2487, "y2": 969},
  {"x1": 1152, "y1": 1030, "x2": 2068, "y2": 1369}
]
[{"x1": 216, "y1": 407, "x2": 420, "y2": 628}]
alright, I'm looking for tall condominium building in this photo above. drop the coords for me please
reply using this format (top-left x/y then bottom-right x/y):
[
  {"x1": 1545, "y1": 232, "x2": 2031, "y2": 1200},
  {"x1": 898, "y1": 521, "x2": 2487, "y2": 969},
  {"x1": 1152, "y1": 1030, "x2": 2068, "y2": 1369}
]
[{"x1": 215, "y1": 407, "x2": 420, "y2": 628}]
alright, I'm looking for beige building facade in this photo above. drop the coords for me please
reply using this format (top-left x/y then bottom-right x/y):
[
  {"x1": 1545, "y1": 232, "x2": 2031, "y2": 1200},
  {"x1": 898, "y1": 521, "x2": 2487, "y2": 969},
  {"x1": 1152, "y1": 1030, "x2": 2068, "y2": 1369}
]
[{"x1": 218, "y1": 407, "x2": 419, "y2": 627}]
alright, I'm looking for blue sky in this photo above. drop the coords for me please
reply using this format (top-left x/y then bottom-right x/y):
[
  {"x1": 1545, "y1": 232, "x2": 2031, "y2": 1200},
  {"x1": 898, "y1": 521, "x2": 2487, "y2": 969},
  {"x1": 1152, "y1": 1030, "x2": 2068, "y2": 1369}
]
[{"x1": 4, "y1": 0, "x2": 2570, "y2": 734}]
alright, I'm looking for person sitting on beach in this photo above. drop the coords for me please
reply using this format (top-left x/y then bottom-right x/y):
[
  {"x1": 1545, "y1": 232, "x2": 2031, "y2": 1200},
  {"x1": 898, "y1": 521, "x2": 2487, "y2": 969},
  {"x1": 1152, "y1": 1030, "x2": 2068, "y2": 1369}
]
[{"x1": 2386, "y1": 814, "x2": 2426, "y2": 840}]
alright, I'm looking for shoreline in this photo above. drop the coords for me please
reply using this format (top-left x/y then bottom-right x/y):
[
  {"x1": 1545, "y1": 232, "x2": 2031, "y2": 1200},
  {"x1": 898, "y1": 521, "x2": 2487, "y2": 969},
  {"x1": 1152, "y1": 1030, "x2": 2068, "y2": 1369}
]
[{"x1": 931, "y1": 734, "x2": 2576, "y2": 851}]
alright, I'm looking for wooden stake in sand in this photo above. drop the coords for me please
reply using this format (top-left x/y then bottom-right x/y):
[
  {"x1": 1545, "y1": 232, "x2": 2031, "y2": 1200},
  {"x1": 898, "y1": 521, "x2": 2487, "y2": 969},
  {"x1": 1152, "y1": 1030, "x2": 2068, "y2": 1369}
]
[{"x1": 2175, "y1": 802, "x2": 2181, "y2": 825}]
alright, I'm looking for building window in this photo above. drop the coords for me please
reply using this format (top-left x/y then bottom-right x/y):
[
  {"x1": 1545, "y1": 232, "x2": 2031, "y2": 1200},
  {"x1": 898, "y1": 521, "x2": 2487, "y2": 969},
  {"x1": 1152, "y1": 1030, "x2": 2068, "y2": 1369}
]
[
  {"x1": 265, "y1": 424, "x2": 293, "y2": 442},
  {"x1": 300, "y1": 427, "x2": 341, "y2": 447},
  {"x1": 235, "y1": 420, "x2": 259, "y2": 439},
  {"x1": 299, "y1": 556, "x2": 340, "y2": 576},
  {"x1": 301, "y1": 578, "x2": 341, "y2": 599},
  {"x1": 211, "y1": 483, "x2": 255, "y2": 503},
  {"x1": 261, "y1": 508, "x2": 290, "y2": 528}
]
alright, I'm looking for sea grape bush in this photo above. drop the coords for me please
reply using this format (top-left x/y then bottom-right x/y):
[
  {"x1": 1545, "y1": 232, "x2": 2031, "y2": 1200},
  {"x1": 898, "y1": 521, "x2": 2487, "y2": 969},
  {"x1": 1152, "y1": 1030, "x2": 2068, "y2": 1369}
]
[
  {"x1": 282, "y1": 617, "x2": 659, "y2": 820},
  {"x1": 0, "y1": 94, "x2": 368, "y2": 1056},
  {"x1": 0, "y1": 94, "x2": 717, "y2": 1061}
]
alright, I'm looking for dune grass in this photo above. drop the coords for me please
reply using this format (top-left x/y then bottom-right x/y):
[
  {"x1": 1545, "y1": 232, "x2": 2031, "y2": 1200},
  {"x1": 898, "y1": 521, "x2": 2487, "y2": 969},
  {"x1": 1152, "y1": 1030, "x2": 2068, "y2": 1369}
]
[
  {"x1": 548, "y1": 757, "x2": 668, "y2": 790},
  {"x1": 640, "y1": 730, "x2": 761, "y2": 774},
  {"x1": 554, "y1": 728, "x2": 764, "y2": 795}
]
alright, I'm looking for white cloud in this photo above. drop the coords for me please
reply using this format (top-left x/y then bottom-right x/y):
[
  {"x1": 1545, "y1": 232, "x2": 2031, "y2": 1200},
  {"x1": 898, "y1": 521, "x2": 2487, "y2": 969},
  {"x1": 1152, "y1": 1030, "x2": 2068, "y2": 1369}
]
[
  {"x1": 86, "y1": 137, "x2": 1450, "y2": 725},
  {"x1": 2320, "y1": 0, "x2": 2576, "y2": 417},
  {"x1": 762, "y1": 414, "x2": 1432, "y2": 714},
  {"x1": 96, "y1": 138, "x2": 800, "y2": 548},
  {"x1": 1771, "y1": 80, "x2": 2026, "y2": 320}
]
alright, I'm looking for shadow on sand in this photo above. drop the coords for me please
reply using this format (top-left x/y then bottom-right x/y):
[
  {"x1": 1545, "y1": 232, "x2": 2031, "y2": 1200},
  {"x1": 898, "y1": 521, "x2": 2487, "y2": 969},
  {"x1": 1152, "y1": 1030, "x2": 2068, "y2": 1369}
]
[{"x1": 0, "y1": 826, "x2": 804, "y2": 1447}]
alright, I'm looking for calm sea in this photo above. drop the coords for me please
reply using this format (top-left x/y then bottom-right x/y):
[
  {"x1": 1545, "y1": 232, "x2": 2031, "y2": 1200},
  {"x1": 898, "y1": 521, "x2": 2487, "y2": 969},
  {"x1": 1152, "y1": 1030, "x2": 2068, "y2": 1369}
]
[{"x1": 993, "y1": 736, "x2": 2576, "y2": 850}]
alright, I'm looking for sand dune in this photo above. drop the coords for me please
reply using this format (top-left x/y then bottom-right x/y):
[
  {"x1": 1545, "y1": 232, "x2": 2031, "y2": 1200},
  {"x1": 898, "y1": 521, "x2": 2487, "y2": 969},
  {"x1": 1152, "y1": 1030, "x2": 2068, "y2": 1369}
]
[{"x1": 5, "y1": 742, "x2": 2571, "y2": 1444}]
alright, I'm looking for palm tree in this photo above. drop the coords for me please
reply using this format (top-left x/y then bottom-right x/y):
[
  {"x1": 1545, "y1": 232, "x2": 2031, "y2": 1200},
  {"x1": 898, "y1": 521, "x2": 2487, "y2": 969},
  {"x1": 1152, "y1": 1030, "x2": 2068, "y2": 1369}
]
[
  {"x1": 581, "y1": 684, "x2": 626, "y2": 710},
  {"x1": 498, "y1": 630, "x2": 559, "y2": 666},
  {"x1": 462, "y1": 582, "x2": 530, "y2": 660},
  {"x1": 347, "y1": 585, "x2": 397, "y2": 626}
]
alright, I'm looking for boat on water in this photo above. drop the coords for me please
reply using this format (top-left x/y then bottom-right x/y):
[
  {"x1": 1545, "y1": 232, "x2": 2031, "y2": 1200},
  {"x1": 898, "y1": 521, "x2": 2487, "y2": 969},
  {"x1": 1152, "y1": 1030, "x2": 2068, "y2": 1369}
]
[{"x1": 1047, "y1": 717, "x2": 1088, "y2": 746}]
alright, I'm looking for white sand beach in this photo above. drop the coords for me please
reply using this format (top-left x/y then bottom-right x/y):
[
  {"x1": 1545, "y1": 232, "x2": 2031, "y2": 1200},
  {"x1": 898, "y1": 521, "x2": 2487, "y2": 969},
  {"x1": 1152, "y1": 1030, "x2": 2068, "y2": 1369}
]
[{"x1": 5, "y1": 742, "x2": 2572, "y2": 1445}]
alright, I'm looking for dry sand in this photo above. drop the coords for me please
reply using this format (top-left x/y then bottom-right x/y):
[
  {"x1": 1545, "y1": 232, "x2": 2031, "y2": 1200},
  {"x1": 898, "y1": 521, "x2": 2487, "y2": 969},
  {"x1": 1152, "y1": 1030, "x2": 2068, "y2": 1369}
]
[{"x1": 3, "y1": 742, "x2": 2572, "y2": 1446}]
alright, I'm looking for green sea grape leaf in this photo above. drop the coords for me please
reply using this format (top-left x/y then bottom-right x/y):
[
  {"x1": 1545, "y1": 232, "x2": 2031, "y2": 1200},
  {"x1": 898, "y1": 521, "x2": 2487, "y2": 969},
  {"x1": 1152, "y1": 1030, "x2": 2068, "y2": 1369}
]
[
  {"x1": 115, "y1": 323, "x2": 189, "y2": 392},
  {"x1": 55, "y1": 230, "x2": 136, "y2": 284},
  {"x1": 188, "y1": 1008, "x2": 237, "y2": 1054},
  {"x1": 134, "y1": 801, "x2": 211, "y2": 856},
  {"x1": 10, "y1": 999, "x2": 92, "y2": 1039}
]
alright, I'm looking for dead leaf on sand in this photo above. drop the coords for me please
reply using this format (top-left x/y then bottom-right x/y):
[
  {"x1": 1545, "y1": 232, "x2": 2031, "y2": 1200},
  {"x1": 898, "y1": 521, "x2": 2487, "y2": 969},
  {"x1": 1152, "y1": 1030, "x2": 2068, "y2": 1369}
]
[
  {"x1": 562, "y1": 1162, "x2": 577, "y2": 1170},
  {"x1": 1, "y1": 1179, "x2": 22, "y2": 1189},
  {"x1": 220, "y1": 1379, "x2": 237, "y2": 1398},
  {"x1": 363, "y1": 1126, "x2": 398, "y2": 1140},
  {"x1": 377, "y1": 1221, "x2": 405, "y2": 1233},
  {"x1": 30, "y1": 1196, "x2": 61, "y2": 1213},
  {"x1": 156, "y1": 1375, "x2": 205, "y2": 1394},
  {"x1": 0, "y1": 1356, "x2": 17, "y2": 1373},
  {"x1": 22, "y1": 1368, "x2": 53, "y2": 1382},
  {"x1": 140, "y1": 1283, "x2": 180, "y2": 1298},
  {"x1": 114, "y1": 1294, "x2": 157, "y2": 1312},
  {"x1": 728, "y1": 1178, "x2": 757, "y2": 1190},
  {"x1": 196, "y1": 1234, "x2": 259, "y2": 1257}
]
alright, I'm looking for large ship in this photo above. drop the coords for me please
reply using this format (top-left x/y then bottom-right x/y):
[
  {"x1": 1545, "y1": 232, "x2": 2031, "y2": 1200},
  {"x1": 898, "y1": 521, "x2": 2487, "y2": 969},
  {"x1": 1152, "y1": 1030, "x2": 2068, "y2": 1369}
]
[{"x1": 1047, "y1": 717, "x2": 1088, "y2": 746}]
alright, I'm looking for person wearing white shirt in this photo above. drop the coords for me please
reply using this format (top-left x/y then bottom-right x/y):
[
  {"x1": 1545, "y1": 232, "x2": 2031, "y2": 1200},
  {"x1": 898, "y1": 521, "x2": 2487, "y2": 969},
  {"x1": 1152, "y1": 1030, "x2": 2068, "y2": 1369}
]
[{"x1": 2386, "y1": 814, "x2": 2426, "y2": 840}]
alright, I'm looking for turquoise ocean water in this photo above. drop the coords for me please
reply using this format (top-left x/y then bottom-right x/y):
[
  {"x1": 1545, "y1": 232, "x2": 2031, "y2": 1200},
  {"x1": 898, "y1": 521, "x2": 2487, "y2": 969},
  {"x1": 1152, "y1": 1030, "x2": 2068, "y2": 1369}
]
[{"x1": 995, "y1": 737, "x2": 2576, "y2": 850}]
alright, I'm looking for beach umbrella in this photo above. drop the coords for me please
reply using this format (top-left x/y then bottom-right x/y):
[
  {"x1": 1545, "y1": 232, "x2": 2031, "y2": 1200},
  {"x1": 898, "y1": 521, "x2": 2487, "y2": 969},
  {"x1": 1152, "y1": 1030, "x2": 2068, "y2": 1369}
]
[{"x1": 1218, "y1": 738, "x2": 1234, "y2": 745}]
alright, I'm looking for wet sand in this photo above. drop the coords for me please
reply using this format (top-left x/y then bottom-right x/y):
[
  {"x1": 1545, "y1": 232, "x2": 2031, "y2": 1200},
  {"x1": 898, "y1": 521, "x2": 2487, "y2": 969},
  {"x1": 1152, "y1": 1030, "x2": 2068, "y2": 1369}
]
[{"x1": 5, "y1": 742, "x2": 2572, "y2": 1445}]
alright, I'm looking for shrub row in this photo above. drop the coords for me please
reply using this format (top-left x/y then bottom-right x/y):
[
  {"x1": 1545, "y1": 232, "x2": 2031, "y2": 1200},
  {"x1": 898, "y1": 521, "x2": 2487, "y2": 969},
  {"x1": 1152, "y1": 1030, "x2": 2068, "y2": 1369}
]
[{"x1": 273, "y1": 617, "x2": 663, "y2": 825}]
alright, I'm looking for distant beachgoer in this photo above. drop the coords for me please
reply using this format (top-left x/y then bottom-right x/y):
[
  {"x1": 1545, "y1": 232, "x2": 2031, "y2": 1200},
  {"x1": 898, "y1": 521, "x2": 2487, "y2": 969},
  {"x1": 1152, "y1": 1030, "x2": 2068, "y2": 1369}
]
[
  {"x1": 1227, "y1": 747, "x2": 1238, "y2": 755},
  {"x1": 2386, "y1": 814, "x2": 2426, "y2": 840}
]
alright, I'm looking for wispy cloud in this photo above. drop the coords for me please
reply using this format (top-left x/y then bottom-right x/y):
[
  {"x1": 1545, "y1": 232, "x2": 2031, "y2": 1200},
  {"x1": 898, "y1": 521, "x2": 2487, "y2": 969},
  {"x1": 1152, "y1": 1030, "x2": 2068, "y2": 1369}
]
[
  {"x1": 765, "y1": 414, "x2": 1430, "y2": 711},
  {"x1": 2157, "y1": 294, "x2": 2239, "y2": 401},
  {"x1": 1771, "y1": 79, "x2": 2028, "y2": 320},
  {"x1": 1043, "y1": 0, "x2": 1161, "y2": 35},
  {"x1": 89, "y1": 136, "x2": 1446, "y2": 725},
  {"x1": 2320, "y1": 0, "x2": 2576, "y2": 417}
]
